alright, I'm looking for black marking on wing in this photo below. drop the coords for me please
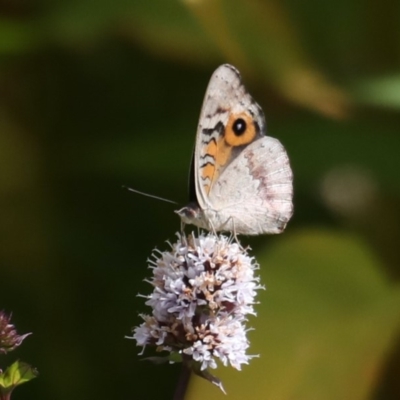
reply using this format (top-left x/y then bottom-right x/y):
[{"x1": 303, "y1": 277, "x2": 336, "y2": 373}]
[
  {"x1": 200, "y1": 154, "x2": 216, "y2": 161},
  {"x1": 253, "y1": 120, "x2": 262, "y2": 137},
  {"x1": 202, "y1": 121, "x2": 225, "y2": 136},
  {"x1": 216, "y1": 106, "x2": 229, "y2": 114},
  {"x1": 205, "y1": 106, "x2": 228, "y2": 119},
  {"x1": 199, "y1": 160, "x2": 215, "y2": 168},
  {"x1": 223, "y1": 64, "x2": 240, "y2": 74},
  {"x1": 201, "y1": 136, "x2": 217, "y2": 146}
]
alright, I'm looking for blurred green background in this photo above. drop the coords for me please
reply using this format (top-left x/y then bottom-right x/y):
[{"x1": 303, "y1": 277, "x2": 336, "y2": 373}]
[{"x1": 1, "y1": 0, "x2": 400, "y2": 399}]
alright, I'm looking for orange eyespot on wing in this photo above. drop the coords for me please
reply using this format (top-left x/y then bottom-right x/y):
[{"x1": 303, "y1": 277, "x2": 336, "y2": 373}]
[
  {"x1": 199, "y1": 112, "x2": 258, "y2": 195},
  {"x1": 224, "y1": 112, "x2": 257, "y2": 147}
]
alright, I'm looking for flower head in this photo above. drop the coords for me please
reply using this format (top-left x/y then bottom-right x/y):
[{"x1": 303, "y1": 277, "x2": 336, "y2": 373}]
[
  {"x1": 128, "y1": 232, "x2": 262, "y2": 376},
  {"x1": 0, "y1": 311, "x2": 31, "y2": 355}
]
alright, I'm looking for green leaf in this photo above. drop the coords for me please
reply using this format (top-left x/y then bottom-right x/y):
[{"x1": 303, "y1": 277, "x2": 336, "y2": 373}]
[{"x1": 0, "y1": 361, "x2": 38, "y2": 394}]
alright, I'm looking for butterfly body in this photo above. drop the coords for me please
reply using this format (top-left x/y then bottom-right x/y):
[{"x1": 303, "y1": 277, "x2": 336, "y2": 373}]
[{"x1": 176, "y1": 64, "x2": 293, "y2": 235}]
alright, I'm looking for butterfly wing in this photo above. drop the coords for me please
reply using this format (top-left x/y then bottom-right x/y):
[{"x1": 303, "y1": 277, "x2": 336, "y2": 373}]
[
  {"x1": 206, "y1": 135, "x2": 293, "y2": 235},
  {"x1": 193, "y1": 64, "x2": 266, "y2": 211}
]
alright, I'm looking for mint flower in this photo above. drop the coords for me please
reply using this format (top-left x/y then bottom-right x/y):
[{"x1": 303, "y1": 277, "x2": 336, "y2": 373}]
[
  {"x1": 0, "y1": 312, "x2": 31, "y2": 355},
  {"x1": 127, "y1": 232, "x2": 262, "y2": 391}
]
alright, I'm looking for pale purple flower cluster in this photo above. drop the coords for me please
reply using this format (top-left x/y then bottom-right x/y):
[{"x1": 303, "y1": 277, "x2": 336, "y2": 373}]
[
  {"x1": 0, "y1": 311, "x2": 31, "y2": 355},
  {"x1": 129, "y1": 232, "x2": 262, "y2": 372}
]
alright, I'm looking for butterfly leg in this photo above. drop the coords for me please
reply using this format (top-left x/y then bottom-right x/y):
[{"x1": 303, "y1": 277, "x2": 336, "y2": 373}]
[
  {"x1": 180, "y1": 219, "x2": 187, "y2": 234},
  {"x1": 206, "y1": 217, "x2": 218, "y2": 237},
  {"x1": 230, "y1": 219, "x2": 243, "y2": 247}
]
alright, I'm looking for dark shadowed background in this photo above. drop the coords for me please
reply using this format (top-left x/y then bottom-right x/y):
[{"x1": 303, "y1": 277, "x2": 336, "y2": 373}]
[{"x1": 1, "y1": 1, "x2": 400, "y2": 399}]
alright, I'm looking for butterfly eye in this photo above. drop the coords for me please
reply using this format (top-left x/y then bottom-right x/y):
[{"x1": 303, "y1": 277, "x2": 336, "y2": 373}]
[{"x1": 232, "y1": 118, "x2": 247, "y2": 135}]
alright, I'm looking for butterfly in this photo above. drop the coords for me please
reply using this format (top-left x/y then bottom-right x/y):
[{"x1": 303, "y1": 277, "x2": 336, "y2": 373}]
[{"x1": 176, "y1": 64, "x2": 293, "y2": 235}]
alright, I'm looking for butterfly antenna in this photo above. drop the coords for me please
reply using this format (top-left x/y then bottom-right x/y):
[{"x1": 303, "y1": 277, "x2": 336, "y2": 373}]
[{"x1": 122, "y1": 186, "x2": 178, "y2": 205}]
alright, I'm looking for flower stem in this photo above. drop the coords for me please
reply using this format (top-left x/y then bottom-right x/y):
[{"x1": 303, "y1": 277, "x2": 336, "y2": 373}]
[{"x1": 173, "y1": 364, "x2": 191, "y2": 400}]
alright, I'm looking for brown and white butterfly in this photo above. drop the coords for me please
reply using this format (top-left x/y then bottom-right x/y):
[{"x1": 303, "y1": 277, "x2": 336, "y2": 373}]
[{"x1": 176, "y1": 64, "x2": 293, "y2": 235}]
